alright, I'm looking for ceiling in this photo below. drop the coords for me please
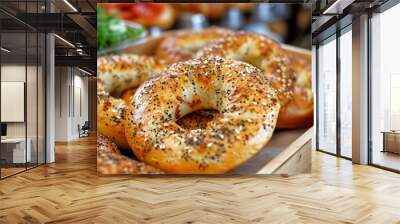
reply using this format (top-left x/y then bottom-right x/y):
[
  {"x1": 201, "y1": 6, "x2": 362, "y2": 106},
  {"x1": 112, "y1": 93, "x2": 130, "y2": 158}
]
[
  {"x1": 0, "y1": 0, "x2": 96, "y2": 74},
  {"x1": 311, "y1": 0, "x2": 391, "y2": 43}
]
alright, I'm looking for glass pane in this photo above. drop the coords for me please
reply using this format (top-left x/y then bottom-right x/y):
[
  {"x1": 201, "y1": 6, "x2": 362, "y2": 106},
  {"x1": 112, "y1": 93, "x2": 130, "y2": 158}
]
[
  {"x1": 1, "y1": 31, "x2": 27, "y2": 177},
  {"x1": 27, "y1": 31, "x2": 38, "y2": 169},
  {"x1": 371, "y1": 4, "x2": 400, "y2": 171},
  {"x1": 317, "y1": 36, "x2": 337, "y2": 154},
  {"x1": 0, "y1": 0, "x2": 46, "y2": 178},
  {"x1": 339, "y1": 28, "x2": 352, "y2": 158},
  {"x1": 38, "y1": 33, "x2": 45, "y2": 165}
]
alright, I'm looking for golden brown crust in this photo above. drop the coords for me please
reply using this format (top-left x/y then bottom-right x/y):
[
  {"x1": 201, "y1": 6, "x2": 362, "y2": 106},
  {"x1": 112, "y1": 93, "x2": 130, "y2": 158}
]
[
  {"x1": 97, "y1": 54, "x2": 165, "y2": 148},
  {"x1": 97, "y1": 135, "x2": 164, "y2": 174},
  {"x1": 125, "y1": 57, "x2": 280, "y2": 174},
  {"x1": 276, "y1": 50, "x2": 313, "y2": 128},
  {"x1": 195, "y1": 32, "x2": 296, "y2": 109},
  {"x1": 155, "y1": 27, "x2": 234, "y2": 64},
  {"x1": 120, "y1": 88, "x2": 137, "y2": 103},
  {"x1": 195, "y1": 32, "x2": 313, "y2": 129}
]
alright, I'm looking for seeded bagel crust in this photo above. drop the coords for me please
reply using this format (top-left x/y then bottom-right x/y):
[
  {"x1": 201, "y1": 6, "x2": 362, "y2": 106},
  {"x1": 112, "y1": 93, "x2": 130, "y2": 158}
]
[
  {"x1": 97, "y1": 54, "x2": 164, "y2": 148},
  {"x1": 156, "y1": 27, "x2": 234, "y2": 64},
  {"x1": 196, "y1": 32, "x2": 312, "y2": 129},
  {"x1": 97, "y1": 135, "x2": 164, "y2": 174},
  {"x1": 125, "y1": 57, "x2": 280, "y2": 174}
]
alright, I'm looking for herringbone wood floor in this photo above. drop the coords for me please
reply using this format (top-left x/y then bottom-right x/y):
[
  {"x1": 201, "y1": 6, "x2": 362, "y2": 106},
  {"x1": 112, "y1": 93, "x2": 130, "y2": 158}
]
[{"x1": 0, "y1": 135, "x2": 399, "y2": 224}]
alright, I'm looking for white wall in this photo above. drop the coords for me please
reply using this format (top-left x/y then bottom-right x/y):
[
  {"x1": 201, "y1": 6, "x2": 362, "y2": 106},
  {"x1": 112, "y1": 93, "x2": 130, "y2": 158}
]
[
  {"x1": 55, "y1": 66, "x2": 69, "y2": 141},
  {"x1": 1, "y1": 65, "x2": 31, "y2": 138},
  {"x1": 72, "y1": 73, "x2": 89, "y2": 138},
  {"x1": 54, "y1": 67, "x2": 89, "y2": 141}
]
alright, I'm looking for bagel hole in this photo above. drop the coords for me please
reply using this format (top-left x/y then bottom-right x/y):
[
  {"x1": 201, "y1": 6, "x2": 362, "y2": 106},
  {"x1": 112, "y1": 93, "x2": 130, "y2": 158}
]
[
  {"x1": 176, "y1": 109, "x2": 219, "y2": 130},
  {"x1": 118, "y1": 147, "x2": 139, "y2": 160}
]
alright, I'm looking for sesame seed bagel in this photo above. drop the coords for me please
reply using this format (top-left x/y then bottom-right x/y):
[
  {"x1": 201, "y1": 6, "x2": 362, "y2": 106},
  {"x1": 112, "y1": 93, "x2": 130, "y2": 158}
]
[
  {"x1": 97, "y1": 135, "x2": 164, "y2": 174},
  {"x1": 195, "y1": 32, "x2": 313, "y2": 129},
  {"x1": 122, "y1": 88, "x2": 219, "y2": 130},
  {"x1": 177, "y1": 110, "x2": 218, "y2": 130},
  {"x1": 155, "y1": 27, "x2": 234, "y2": 64},
  {"x1": 276, "y1": 51, "x2": 313, "y2": 128},
  {"x1": 97, "y1": 54, "x2": 165, "y2": 149},
  {"x1": 125, "y1": 57, "x2": 280, "y2": 174},
  {"x1": 195, "y1": 32, "x2": 296, "y2": 109}
]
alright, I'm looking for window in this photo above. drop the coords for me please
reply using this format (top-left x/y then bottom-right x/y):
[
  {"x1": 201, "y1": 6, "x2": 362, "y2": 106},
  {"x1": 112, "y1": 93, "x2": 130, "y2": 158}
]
[
  {"x1": 339, "y1": 27, "x2": 352, "y2": 158},
  {"x1": 370, "y1": 3, "x2": 400, "y2": 171},
  {"x1": 317, "y1": 35, "x2": 337, "y2": 154}
]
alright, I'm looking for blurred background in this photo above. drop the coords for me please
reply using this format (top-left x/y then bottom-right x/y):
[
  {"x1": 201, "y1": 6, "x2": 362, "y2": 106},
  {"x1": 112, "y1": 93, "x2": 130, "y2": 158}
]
[{"x1": 97, "y1": 3, "x2": 311, "y2": 51}]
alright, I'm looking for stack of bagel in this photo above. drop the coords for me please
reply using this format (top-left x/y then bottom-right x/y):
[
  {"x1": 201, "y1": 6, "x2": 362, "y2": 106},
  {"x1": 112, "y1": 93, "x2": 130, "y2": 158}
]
[{"x1": 97, "y1": 27, "x2": 313, "y2": 174}]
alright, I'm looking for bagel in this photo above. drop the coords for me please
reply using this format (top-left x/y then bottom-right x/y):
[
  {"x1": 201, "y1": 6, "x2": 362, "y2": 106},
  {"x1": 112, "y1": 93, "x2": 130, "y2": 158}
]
[
  {"x1": 97, "y1": 54, "x2": 164, "y2": 149},
  {"x1": 276, "y1": 50, "x2": 313, "y2": 128},
  {"x1": 155, "y1": 27, "x2": 234, "y2": 64},
  {"x1": 195, "y1": 32, "x2": 296, "y2": 109},
  {"x1": 120, "y1": 88, "x2": 137, "y2": 103},
  {"x1": 97, "y1": 135, "x2": 164, "y2": 174},
  {"x1": 195, "y1": 32, "x2": 314, "y2": 129},
  {"x1": 122, "y1": 88, "x2": 218, "y2": 131},
  {"x1": 125, "y1": 57, "x2": 280, "y2": 174}
]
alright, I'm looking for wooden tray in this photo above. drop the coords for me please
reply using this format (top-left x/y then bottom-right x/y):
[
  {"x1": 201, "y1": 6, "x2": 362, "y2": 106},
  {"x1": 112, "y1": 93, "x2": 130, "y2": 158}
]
[{"x1": 109, "y1": 33, "x2": 313, "y2": 175}]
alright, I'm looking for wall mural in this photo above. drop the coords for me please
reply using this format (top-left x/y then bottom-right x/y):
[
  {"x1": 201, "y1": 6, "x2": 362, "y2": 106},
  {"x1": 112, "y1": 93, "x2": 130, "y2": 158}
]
[{"x1": 96, "y1": 3, "x2": 313, "y2": 174}]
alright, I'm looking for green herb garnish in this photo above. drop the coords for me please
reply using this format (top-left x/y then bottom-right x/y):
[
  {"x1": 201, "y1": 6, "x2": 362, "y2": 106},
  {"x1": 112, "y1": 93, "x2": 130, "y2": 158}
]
[{"x1": 97, "y1": 6, "x2": 144, "y2": 50}]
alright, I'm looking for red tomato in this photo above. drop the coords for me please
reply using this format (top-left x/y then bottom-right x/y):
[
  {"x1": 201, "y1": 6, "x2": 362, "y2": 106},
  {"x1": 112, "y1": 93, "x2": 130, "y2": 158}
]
[{"x1": 100, "y1": 3, "x2": 166, "y2": 21}]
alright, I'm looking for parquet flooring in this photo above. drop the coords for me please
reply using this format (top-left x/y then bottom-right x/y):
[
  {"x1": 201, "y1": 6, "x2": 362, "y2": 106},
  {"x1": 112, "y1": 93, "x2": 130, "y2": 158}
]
[
  {"x1": 1, "y1": 135, "x2": 400, "y2": 223},
  {"x1": 1, "y1": 167, "x2": 26, "y2": 178}
]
